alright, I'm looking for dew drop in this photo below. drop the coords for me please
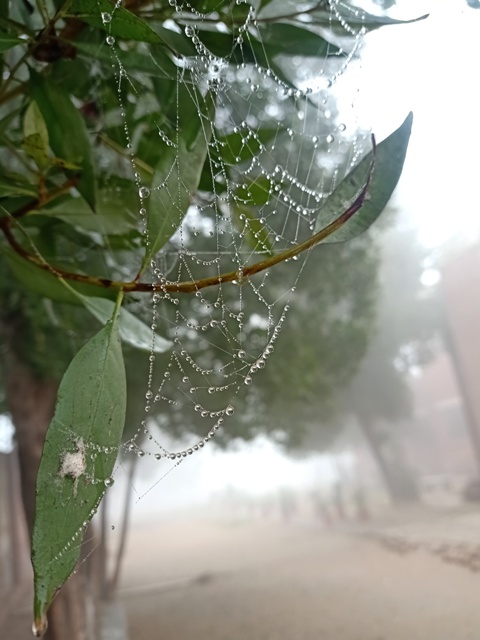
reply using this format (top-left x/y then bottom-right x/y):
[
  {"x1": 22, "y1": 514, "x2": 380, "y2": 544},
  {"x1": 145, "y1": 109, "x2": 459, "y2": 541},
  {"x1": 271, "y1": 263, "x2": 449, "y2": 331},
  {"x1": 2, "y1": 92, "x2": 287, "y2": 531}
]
[
  {"x1": 225, "y1": 404, "x2": 234, "y2": 416},
  {"x1": 101, "y1": 11, "x2": 112, "y2": 24},
  {"x1": 104, "y1": 477, "x2": 114, "y2": 488},
  {"x1": 244, "y1": 376, "x2": 252, "y2": 385},
  {"x1": 106, "y1": 35, "x2": 115, "y2": 45},
  {"x1": 326, "y1": 134, "x2": 335, "y2": 144},
  {"x1": 139, "y1": 186, "x2": 150, "y2": 199}
]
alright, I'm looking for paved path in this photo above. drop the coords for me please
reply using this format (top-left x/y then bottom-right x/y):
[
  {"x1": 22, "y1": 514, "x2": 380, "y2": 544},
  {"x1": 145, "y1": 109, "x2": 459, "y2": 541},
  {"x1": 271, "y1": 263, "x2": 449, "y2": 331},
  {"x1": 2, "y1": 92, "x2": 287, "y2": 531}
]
[{"x1": 120, "y1": 517, "x2": 480, "y2": 640}]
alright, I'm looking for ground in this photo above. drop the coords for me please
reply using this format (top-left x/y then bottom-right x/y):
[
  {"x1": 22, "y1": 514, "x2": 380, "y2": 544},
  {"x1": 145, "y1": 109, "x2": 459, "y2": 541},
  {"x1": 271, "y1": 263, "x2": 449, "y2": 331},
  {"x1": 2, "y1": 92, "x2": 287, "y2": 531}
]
[{"x1": 120, "y1": 514, "x2": 480, "y2": 640}]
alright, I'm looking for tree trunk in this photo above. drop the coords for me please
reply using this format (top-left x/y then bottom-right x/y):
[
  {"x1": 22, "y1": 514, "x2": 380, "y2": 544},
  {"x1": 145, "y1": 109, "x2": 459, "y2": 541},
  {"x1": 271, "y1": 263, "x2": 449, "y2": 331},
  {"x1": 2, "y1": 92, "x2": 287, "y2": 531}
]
[
  {"x1": 4, "y1": 342, "x2": 96, "y2": 640},
  {"x1": 359, "y1": 418, "x2": 418, "y2": 503}
]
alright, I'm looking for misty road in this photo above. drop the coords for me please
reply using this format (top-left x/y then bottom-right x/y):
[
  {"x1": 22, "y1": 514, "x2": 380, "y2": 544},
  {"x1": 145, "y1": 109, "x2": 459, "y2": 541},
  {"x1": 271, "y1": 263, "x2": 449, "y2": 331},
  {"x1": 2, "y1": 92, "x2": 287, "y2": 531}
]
[{"x1": 120, "y1": 517, "x2": 480, "y2": 640}]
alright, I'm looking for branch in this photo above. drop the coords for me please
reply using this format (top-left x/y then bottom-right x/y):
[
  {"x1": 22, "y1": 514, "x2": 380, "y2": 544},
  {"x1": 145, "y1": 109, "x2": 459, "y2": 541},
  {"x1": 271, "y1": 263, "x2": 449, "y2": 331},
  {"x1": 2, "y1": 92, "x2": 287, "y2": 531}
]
[{"x1": 0, "y1": 148, "x2": 373, "y2": 295}]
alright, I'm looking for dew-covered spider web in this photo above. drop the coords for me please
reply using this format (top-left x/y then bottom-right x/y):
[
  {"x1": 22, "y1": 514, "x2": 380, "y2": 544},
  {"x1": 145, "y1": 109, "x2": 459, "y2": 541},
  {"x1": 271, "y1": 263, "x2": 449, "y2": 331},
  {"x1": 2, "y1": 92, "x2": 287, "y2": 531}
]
[{"x1": 83, "y1": 0, "x2": 375, "y2": 493}]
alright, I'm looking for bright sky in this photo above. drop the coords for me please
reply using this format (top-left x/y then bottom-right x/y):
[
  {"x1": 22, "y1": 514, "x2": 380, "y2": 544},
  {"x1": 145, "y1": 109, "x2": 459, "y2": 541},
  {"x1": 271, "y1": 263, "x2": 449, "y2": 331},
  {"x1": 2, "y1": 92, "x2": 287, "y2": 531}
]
[{"x1": 336, "y1": 0, "x2": 480, "y2": 247}]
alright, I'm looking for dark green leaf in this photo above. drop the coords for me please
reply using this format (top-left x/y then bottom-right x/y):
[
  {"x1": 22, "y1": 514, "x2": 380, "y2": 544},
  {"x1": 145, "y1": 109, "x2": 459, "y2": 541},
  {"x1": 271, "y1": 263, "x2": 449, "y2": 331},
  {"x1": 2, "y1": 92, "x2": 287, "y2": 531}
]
[
  {"x1": 0, "y1": 29, "x2": 22, "y2": 51},
  {"x1": 68, "y1": 0, "x2": 163, "y2": 43},
  {"x1": 257, "y1": 23, "x2": 342, "y2": 58},
  {"x1": 75, "y1": 41, "x2": 176, "y2": 78},
  {"x1": 32, "y1": 300, "x2": 126, "y2": 630},
  {"x1": 2, "y1": 248, "x2": 115, "y2": 303},
  {"x1": 143, "y1": 88, "x2": 214, "y2": 265},
  {"x1": 29, "y1": 71, "x2": 97, "y2": 210},
  {"x1": 315, "y1": 112, "x2": 413, "y2": 241}
]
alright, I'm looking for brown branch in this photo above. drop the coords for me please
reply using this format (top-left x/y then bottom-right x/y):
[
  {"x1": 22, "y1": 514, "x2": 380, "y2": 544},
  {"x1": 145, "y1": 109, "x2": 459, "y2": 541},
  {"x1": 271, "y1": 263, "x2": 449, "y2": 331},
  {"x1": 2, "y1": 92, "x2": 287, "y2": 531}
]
[{"x1": 0, "y1": 144, "x2": 374, "y2": 295}]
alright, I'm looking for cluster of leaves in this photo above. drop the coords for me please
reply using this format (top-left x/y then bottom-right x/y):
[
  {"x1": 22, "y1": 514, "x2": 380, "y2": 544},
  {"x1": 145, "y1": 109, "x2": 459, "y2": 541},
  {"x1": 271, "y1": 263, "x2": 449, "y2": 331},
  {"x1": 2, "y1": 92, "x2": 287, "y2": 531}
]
[{"x1": 0, "y1": 0, "x2": 422, "y2": 632}]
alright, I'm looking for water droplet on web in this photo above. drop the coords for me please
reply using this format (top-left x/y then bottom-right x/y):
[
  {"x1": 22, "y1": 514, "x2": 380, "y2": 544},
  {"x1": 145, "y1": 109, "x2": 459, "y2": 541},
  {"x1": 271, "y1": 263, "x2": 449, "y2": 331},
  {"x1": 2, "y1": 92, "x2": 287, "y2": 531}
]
[
  {"x1": 326, "y1": 134, "x2": 335, "y2": 144},
  {"x1": 145, "y1": 390, "x2": 153, "y2": 400},
  {"x1": 139, "y1": 186, "x2": 150, "y2": 199},
  {"x1": 106, "y1": 35, "x2": 115, "y2": 46},
  {"x1": 101, "y1": 11, "x2": 112, "y2": 24},
  {"x1": 225, "y1": 404, "x2": 234, "y2": 416},
  {"x1": 104, "y1": 477, "x2": 114, "y2": 487}
]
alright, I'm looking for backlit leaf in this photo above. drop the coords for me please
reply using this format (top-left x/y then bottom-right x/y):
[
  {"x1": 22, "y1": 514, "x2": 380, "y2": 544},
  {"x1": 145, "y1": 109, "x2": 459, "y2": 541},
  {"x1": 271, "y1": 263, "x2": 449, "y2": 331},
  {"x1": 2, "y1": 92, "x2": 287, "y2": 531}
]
[{"x1": 314, "y1": 112, "x2": 413, "y2": 241}]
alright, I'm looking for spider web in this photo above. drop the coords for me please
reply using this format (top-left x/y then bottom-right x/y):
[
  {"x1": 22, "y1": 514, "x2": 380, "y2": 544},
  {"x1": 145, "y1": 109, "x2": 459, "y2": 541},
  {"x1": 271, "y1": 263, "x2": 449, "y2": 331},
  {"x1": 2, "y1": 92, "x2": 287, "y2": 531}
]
[{"x1": 86, "y1": 0, "x2": 372, "y2": 488}]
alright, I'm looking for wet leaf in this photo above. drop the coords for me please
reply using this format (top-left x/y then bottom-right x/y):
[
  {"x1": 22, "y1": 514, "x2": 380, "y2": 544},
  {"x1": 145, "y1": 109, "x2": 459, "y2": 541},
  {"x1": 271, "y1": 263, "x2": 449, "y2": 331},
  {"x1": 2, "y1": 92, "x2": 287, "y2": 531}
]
[
  {"x1": 315, "y1": 113, "x2": 413, "y2": 241},
  {"x1": 31, "y1": 299, "x2": 126, "y2": 632}
]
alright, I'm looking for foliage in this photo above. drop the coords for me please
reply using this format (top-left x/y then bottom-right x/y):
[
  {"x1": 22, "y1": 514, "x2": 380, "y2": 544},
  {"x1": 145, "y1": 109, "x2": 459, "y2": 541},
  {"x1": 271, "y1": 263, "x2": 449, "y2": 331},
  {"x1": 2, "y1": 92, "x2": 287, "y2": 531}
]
[{"x1": 0, "y1": 0, "x2": 420, "y2": 630}]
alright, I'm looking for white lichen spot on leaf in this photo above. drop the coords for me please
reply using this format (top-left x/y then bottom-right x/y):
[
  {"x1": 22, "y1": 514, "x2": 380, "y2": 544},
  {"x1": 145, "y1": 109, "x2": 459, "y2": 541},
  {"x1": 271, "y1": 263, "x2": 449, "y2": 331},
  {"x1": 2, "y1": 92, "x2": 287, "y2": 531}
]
[{"x1": 58, "y1": 438, "x2": 86, "y2": 497}]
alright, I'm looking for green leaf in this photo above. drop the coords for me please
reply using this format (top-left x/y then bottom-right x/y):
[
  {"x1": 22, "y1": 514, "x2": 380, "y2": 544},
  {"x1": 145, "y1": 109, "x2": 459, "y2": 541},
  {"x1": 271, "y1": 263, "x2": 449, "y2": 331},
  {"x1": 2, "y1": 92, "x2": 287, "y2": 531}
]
[
  {"x1": 256, "y1": 23, "x2": 342, "y2": 58},
  {"x1": 314, "y1": 112, "x2": 413, "y2": 241},
  {"x1": 72, "y1": 292, "x2": 172, "y2": 353},
  {"x1": 68, "y1": 0, "x2": 163, "y2": 43},
  {"x1": 28, "y1": 71, "x2": 97, "y2": 210},
  {"x1": 2, "y1": 247, "x2": 116, "y2": 303},
  {"x1": 309, "y1": 3, "x2": 428, "y2": 32},
  {"x1": 232, "y1": 204, "x2": 272, "y2": 255},
  {"x1": 75, "y1": 41, "x2": 176, "y2": 79},
  {"x1": 39, "y1": 182, "x2": 140, "y2": 235},
  {"x1": 0, "y1": 29, "x2": 22, "y2": 52},
  {"x1": 143, "y1": 87, "x2": 214, "y2": 265},
  {"x1": 32, "y1": 300, "x2": 126, "y2": 631},
  {"x1": 0, "y1": 173, "x2": 38, "y2": 197},
  {"x1": 23, "y1": 101, "x2": 50, "y2": 170}
]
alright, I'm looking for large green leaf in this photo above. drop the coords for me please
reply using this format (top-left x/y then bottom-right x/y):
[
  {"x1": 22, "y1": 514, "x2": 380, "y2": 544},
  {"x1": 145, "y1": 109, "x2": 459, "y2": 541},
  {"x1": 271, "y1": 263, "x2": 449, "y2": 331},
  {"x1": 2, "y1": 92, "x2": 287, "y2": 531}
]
[
  {"x1": 142, "y1": 87, "x2": 214, "y2": 266},
  {"x1": 68, "y1": 0, "x2": 163, "y2": 43},
  {"x1": 28, "y1": 71, "x2": 97, "y2": 210},
  {"x1": 32, "y1": 300, "x2": 126, "y2": 633},
  {"x1": 314, "y1": 113, "x2": 413, "y2": 241}
]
